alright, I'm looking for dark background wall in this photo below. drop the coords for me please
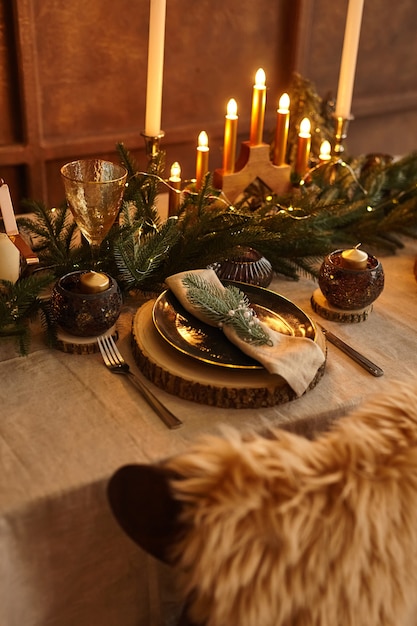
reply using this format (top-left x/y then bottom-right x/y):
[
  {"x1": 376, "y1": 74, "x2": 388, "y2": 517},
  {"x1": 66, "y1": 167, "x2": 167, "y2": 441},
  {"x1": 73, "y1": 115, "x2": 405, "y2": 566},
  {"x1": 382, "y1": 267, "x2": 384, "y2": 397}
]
[{"x1": 0, "y1": 0, "x2": 416, "y2": 211}]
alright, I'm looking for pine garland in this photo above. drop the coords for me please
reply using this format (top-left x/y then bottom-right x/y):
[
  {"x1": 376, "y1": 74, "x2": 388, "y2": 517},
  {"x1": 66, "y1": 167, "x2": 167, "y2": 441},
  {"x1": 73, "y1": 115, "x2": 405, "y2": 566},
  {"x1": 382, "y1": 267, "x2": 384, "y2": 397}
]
[{"x1": 2, "y1": 72, "x2": 417, "y2": 351}]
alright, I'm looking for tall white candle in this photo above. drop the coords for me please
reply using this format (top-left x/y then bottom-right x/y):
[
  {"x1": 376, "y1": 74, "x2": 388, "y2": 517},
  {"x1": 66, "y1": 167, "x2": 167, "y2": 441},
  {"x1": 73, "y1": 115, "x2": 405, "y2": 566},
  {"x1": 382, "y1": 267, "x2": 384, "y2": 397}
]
[
  {"x1": 144, "y1": 0, "x2": 166, "y2": 137},
  {"x1": 0, "y1": 182, "x2": 18, "y2": 235},
  {"x1": 335, "y1": 0, "x2": 365, "y2": 119}
]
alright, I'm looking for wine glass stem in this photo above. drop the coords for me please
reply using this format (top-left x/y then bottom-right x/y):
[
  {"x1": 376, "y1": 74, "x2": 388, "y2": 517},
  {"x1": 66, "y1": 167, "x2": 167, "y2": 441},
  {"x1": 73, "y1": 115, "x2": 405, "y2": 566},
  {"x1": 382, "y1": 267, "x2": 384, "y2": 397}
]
[{"x1": 90, "y1": 244, "x2": 101, "y2": 269}]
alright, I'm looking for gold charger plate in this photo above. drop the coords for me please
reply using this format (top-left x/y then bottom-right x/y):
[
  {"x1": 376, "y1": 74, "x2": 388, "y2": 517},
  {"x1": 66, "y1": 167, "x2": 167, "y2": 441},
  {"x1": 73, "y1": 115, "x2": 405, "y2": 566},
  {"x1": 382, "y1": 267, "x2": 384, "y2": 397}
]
[{"x1": 152, "y1": 280, "x2": 318, "y2": 369}]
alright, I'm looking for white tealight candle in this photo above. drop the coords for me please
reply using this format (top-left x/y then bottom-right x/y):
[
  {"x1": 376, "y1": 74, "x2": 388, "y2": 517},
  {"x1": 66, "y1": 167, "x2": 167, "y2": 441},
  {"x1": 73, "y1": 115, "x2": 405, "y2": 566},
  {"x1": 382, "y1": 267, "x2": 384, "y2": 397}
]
[
  {"x1": 341, "y1": 244, "x2": 368, "y2": 270},
  {"x1": 79, "y1": 271, "x2": 110, "y2": 294}
]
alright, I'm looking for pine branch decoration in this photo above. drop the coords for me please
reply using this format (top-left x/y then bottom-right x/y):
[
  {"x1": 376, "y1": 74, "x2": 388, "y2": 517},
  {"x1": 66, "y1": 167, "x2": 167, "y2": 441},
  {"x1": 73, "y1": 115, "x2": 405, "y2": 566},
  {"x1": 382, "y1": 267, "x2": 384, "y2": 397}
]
[
  {"x1": 0, "y1": 271, "x2": 54, "y2": 354},
  {"x1": 182, "y1": 273, "x2": 272, "y2": 346}
]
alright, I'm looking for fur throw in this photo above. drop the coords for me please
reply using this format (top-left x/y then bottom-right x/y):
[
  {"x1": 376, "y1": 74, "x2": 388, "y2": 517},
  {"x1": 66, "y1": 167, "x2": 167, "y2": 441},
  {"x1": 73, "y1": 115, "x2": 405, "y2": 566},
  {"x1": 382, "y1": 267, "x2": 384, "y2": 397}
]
[{"x1": 164, "y1": 378, "x2": 417, "y2": 626}]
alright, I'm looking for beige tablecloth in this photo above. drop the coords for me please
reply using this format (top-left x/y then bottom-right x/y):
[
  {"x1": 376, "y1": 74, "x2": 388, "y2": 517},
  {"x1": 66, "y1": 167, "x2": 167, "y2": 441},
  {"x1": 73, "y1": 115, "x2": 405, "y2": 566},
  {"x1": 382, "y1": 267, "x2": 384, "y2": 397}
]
[{"x1": 1, "y1": 238, "x2": 417, "y2": 626}]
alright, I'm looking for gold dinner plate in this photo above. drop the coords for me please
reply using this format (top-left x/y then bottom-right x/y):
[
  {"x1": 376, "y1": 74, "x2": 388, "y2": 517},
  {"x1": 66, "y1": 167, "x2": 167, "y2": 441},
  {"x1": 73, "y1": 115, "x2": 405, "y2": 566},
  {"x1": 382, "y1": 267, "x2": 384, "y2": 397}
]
[{"x1": 152, "y1": 281, "x2": 318, "y2": 370}]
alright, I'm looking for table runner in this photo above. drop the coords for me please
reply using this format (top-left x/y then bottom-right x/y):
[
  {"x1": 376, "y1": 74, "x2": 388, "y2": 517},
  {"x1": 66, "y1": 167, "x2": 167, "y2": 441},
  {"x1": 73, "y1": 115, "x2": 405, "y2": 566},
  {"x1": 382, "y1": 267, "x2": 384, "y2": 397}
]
[{"x1": 1, "y1": 237, "x2": 416, "y2": 625}]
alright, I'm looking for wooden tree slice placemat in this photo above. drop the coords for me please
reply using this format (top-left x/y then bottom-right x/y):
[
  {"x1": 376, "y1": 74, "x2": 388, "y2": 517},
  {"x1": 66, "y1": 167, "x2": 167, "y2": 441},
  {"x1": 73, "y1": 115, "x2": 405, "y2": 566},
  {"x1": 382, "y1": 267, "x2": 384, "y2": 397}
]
[
  {"x1": 131, "y1": 300, "x2": 326, "y2": 409},
  {"x1": 311, "y1": 288, "x2": 373, "y2": 323},
  {"x1": 56, "y1": 325, "x2": 118, "y2": 354}
]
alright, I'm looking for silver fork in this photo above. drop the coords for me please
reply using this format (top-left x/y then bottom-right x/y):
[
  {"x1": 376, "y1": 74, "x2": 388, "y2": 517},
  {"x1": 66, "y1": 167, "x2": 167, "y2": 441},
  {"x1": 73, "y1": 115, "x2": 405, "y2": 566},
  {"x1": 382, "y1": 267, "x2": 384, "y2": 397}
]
[{"x1": 97, "y1": 334, "x2": 182, "y2": 429}]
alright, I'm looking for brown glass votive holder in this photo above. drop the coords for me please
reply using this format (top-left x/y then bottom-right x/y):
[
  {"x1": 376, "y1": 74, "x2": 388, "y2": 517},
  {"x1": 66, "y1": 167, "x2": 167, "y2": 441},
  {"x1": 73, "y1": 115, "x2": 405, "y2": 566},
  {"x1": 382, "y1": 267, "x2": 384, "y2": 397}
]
[
  {"x1": 209, "y1": 247, "x2": 273, "y2": 288},
  {"x1": 318, "y1": 250, "x2": 384, "y2": 311},
  {"x1": 50, "y1": 270, "x2": 122, "y2": 337}
]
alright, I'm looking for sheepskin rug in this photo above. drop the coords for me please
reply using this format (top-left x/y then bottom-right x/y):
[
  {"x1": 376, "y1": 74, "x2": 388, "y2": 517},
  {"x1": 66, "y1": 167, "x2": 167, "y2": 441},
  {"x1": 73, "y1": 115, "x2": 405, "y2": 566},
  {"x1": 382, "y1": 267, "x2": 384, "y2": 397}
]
[{"x1": 164, "y1": 378, "x2": 417, "y2": 626}]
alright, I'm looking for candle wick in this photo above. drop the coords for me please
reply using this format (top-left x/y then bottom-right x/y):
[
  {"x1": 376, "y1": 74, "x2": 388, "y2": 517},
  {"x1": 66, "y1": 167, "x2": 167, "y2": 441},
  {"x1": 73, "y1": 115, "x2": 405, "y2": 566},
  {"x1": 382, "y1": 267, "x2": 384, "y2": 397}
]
[{"x1": 354, "y1": 243, "x2": 362, "y2": 249}]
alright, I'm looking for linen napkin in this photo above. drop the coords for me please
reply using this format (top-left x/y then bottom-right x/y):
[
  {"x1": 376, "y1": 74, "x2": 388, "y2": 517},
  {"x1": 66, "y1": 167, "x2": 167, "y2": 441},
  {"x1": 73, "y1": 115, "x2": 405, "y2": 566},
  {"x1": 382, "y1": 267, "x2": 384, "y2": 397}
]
[{"x1": 165, "y1": 269, "x2": 325, "y2": 397}]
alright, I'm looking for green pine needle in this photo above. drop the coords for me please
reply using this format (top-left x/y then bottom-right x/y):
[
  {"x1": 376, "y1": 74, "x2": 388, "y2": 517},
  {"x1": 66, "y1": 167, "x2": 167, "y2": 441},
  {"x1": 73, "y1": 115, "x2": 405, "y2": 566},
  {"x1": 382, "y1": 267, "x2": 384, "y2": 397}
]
[{"x1": 182, "y1": 273, "x2": 272, "y2": 346}]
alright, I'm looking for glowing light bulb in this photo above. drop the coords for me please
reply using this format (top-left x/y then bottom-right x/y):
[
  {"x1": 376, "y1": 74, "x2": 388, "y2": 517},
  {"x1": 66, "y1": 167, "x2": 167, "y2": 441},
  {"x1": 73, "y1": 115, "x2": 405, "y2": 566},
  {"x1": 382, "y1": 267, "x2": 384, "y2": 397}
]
[
  {"x1": 319, "y1": 140, "x2": 332, "y2": 162},
  {"x1": 169, "y1": 161, "x2": 181, "y2": 181},
  {"x1": 278, "y1": 93, "x2": 290, "y2": 112},
  {"x1": 226, "y1": 98, "x2": 238, "y2": 118},
  {"x1": 198, "y1": 131, "x2": 209, "y2": 149},
  {"x1": 299, "y1": 117, "x2": 311, "y2": 137},
  {"x1": 254, "y1": 68, "x2": 266, "y2": 88}
]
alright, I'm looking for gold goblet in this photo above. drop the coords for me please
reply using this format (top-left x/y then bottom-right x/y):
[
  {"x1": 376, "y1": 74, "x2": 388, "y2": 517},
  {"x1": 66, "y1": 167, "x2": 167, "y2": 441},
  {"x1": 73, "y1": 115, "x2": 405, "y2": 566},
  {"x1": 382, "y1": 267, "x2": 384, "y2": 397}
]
[{"x1": 60, "y1": 159, "x2": 127, "y2": 264}]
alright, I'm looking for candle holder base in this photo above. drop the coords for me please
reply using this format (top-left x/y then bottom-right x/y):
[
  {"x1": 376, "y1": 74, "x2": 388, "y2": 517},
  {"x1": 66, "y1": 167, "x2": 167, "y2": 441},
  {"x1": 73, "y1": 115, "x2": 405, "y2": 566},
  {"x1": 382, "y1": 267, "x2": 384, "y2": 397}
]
[
  {"x1": 311, "y1": 288, "x2": 373, "y2": 324},
  {"x1": 141, "y1": 131, "x2": 165, "y2": 159},
  {"x1": 55, "y1": 325, "x2": 119, "y2": 355},
  {"x1": 213, "y1": 141, "x2": 291, "y2": 204},
  {"x1": 333, "y1": 116, "x2": 353, "y2": 156}
]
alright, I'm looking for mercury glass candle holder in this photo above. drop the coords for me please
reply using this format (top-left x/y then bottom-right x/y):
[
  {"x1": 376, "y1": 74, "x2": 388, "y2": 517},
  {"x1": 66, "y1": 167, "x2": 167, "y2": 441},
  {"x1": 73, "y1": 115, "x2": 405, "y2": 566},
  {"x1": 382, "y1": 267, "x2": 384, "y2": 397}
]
[
  {"x1": 50, "y1": 270, "x2": 122, "y2": 337},
  {"x1": 318, "y1": 250, "x2": 384, "y2": 310}
]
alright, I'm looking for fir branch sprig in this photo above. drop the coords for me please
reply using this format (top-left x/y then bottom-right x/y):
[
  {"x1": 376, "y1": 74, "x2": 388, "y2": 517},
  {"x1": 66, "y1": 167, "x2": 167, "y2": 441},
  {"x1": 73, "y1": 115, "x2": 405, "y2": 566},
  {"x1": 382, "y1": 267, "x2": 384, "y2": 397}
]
[
  {"x1": 19, "y1": 200, "x2": 78, "y2": 260},
  {"x1": 17, "y1": 199, "x2": 94, "y2": 275},
  {"x1": 0, "y1": 271, "x2": 54, "y2": 354},
  {"x1": 114, "y1": 216, "x2": 181, "y2": 290},
  {"x1": 117, "y1": 142, "x2": 162, "y2": 231},
  {"x1": 182, "y1": 274, "x2": 272, "y2": 346}
]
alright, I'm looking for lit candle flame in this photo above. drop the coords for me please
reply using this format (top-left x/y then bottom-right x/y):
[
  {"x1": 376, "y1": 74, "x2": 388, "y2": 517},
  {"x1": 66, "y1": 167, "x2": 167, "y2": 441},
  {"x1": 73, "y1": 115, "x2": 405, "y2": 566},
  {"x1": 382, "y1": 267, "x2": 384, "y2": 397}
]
[
  {"x1": 278, "y1": 93, "x2": 290, "y2": 112},
  {"x1": 299, "y1": 117, "x2": 311, "y2": 137},
  {"x1": 319, "y1": 140, "x2": 331, "y2": 160},
  {"x1": 170, "y1": 161, "x2": 181, "y2": 180},
  {"x1": 198, "y1": 131, "x2": 209, "y2": 149},
  {"x1": 254, "y1": 68, "x2": 266, "y2": 88},
  {"x1": 226, "y1": 98, "x2": 238, "y2": 118}
]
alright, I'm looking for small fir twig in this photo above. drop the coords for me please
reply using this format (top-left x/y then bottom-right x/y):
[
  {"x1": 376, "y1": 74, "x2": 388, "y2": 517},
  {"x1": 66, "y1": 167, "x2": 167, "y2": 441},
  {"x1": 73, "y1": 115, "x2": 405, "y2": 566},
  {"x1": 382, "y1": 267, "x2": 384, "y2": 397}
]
[{"x1": 182, "y1": 273, "x2": 272, "y2": 346}]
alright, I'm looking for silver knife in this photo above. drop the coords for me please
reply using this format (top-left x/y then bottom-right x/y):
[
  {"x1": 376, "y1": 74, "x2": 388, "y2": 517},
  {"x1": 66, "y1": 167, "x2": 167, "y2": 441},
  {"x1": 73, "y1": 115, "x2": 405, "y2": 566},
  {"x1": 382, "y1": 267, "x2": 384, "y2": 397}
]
[{"x1": 318, "y1": 324, "x2": 384, "y2": 377}]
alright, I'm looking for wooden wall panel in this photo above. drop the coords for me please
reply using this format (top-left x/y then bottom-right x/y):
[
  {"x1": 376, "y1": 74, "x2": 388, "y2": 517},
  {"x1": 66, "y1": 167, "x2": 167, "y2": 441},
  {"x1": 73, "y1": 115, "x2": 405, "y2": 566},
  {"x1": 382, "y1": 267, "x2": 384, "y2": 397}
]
[
  {"x1": 295, "y1": 0, "x2": 417, "y2": 156},
  {"x1": 1, "y1": 0, "x2": 417, "y2": 217},
  {"x1": 0, "y1": 0, "x2": 21, "y2": 145},
  {"x1": 34, "y1": 1, "x2": 148, "y2": 141},
  {"x1": 0, "y1": 0, "x2": 298, "y2": 212}
]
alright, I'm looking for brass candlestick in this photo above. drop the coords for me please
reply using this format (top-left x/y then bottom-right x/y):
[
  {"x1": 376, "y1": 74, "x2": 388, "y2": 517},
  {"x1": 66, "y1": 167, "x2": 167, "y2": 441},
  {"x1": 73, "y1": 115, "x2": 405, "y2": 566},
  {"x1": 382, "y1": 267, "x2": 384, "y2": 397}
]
[
  {"x1": 141, "y1": 131, "x2": 165, "y2": 159},
  {"x1": 333, "y1": 116, "x2": 352, "y2": 155}
]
